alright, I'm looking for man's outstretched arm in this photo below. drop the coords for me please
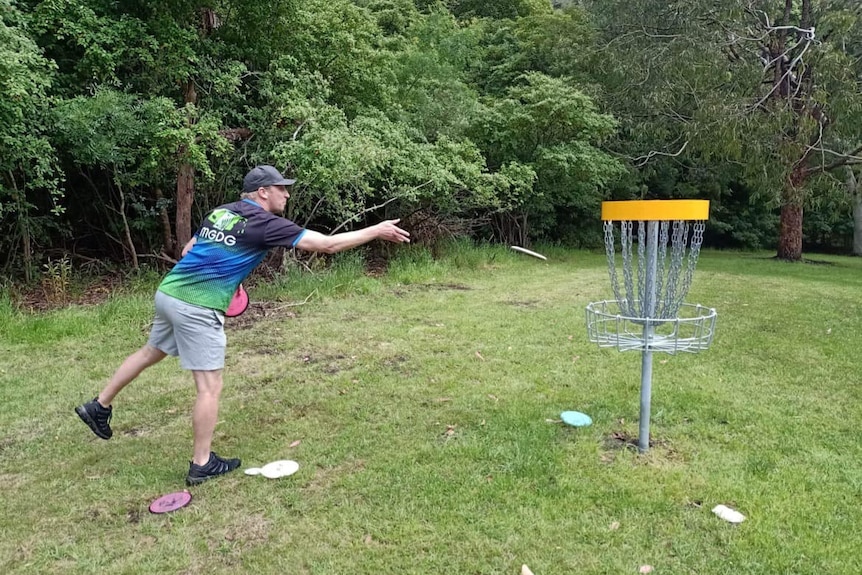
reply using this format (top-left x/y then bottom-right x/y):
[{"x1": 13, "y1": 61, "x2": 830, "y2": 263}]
[{"x1": 295, "y1": 219, "x2": 410, "y2": 254}]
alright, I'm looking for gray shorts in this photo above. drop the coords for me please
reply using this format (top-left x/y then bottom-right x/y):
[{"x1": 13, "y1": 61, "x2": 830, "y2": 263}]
[{"x1": 148, "y1": 291, "x2": 226, "y2": 371}]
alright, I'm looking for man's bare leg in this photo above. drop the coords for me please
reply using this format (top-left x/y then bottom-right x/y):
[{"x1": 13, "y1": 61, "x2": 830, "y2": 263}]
[
  {"x1": 191, "y1": 369, "x2": 224, "y2": 465},
  {"x1": 97, "y1": 344, "x2": 167, "y2": 407}
]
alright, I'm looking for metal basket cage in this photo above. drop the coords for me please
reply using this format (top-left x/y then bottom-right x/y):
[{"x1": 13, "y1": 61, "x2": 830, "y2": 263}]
[{"x1": 586, "y1": 299, "x2": 717, "y2": 354}]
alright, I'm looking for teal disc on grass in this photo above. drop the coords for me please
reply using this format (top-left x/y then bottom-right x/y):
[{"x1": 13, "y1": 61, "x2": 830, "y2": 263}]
[{"x1": 561, "y1": 411, "x2": 592, "y2": 427}]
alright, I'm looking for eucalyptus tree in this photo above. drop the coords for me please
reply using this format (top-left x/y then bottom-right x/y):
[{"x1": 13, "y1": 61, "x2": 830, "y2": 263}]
[
  {"x1": 582, "y1": 0, "x2": 862, "y2": 260},
  {"x1": 851, "y1": 168, "x2": 862, "y2": 255},
  {"x1": 825, "y1": 0, "x2": 862, "y2": 255}
]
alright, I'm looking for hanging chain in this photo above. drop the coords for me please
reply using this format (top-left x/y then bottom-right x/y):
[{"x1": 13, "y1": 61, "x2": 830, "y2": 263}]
[
  {"x1": 655, "y1": 220, "x2": 669, "y2": 317},
  {"x1": 621, "y1": 220, "x2": 635, "y2": 316},
  {"x1": 675, "y1": 220, "x2": 705, "y2": 311},
  {"x1": 602, "y1": 218, "x2": 706, "y2": 320},
  {"x1": 635, "y1": 221, "x2": 646, "y2": 317},
  {"x1": 660, "y1": 220, "x2": 687, "y2": 317},
  {"x1": 604, "y1": 221, "x2": 623, "y2": 308}
]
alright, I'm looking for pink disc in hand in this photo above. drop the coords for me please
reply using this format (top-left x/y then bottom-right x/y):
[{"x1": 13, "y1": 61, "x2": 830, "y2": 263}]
[{"x1": 226, "y1": 284, "x2": 249, "y2": 317}]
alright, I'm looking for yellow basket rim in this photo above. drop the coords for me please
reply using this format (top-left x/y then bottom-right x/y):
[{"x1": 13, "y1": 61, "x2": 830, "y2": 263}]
[{"x1": 601, "y1": 200, "x2": 709, "y2": 221}]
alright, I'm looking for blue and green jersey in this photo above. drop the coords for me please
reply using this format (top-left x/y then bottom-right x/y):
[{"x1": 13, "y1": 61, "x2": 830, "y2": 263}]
[{"x1": 158, "y1": 199, "x2": 305, "y2": 311}]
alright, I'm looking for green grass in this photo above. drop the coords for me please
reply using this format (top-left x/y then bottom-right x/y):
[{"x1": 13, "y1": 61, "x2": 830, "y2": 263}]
[{"x1": 1, "y1": 247, "x2": 861, "y2": 574}]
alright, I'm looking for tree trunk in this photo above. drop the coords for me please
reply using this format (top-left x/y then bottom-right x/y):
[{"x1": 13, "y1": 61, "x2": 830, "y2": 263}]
[
  {"x1": 492, "y1": 212, "x2": 529, "y2": 246},
  {"x1": 175, "y1": 79, "x2": 198, "y2": 258},
  {"x1": 852, "y1": 171, "x2": 862, "y2": 256},
  {"x1": 115, "y1": 177, "x2": 139, "y2": 270},
  {"x1": 155, "y1": 187, "x2": 175, "y2": 258},
  {"x1": 777, "y1": 165, "x2": 807, "y2": 261},
  {"x1": 777, "y1": 200, "x2": 803, "y2": 261},
  {"x1": 7, "y1": 171, "x2": 33, "y2": 281},
  {"x1": 175, "y1": 161, "x2": 195, "y2": 258}
]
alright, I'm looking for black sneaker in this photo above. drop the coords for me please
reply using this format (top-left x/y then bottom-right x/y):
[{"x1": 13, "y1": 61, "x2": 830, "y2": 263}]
[
  {"x1": 186, "y1": 452, "x2": 241, "y2": 486},
  {"x1": 75, "y1": 398, "x2": 113, "y2": 439}
]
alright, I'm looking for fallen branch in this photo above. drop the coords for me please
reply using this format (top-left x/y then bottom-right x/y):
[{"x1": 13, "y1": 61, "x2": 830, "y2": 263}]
[
  {"x1": 273, "y1": 288, "x2": 318, "y2": 310},
  {"x1": 138, "y1": 252, "x2": 179, "y2": 265}
]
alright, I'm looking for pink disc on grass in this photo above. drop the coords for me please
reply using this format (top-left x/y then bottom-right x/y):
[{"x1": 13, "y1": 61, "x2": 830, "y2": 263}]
[{"x1": 149, "y1": 490, "x2": 192, "y2": 514}]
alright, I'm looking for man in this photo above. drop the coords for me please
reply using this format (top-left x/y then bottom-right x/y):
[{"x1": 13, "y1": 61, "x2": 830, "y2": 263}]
[{"x1": 75, "y1": 165, "x2": 410, "y2": 485}]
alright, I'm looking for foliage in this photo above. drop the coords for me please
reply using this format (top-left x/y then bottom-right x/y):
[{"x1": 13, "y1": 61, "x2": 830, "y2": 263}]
[
  {"x1": 0, "y1": 0, "x2": 62, "y2": 279},
  {"x1": 40, "y1": 254, "x2": 72, "y2": 305},
  {"x1": 2, "y1": 0, "x2": 860, "y2": 280},
  {"x1": 471, "y1": 72, "x2": 624, "y2": 242},
  {"x1": 52, "y1": 88, "x2": 230, "y2": 258},
  {"x1": 581, "y1": 0, "x2": 862, "y2": 258},
  {"x1": 388, "y1": 7, "x2": 483, "y2": 141},
  {"x1": 447, "y1": 0, "x2": 552, "y2": 20}
]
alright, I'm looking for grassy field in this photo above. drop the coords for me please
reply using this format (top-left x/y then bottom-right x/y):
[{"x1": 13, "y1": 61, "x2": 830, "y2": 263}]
[{"x1": 1, "y1": 246, "x2": 860, "y2": 574}]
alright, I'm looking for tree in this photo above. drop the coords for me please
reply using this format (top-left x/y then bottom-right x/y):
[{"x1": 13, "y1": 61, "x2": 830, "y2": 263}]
[
  {"x1": 446, "y1": 0, "x2": 551, "y2": 20},
  {"x1": 470, "y1": 73, "x2": 623, "y2": 244},
  {"x1": 53, "y1": 89, "x2": 229, "y2": 268},
  {"x1": 0, "y1": 0, "x2": 61, "y2": 281},
  {"x1": 850, "y1": 168, "x2": 862, "y2": 255},
  {"x1": 581, "y1": 0, "x2": 862, "y2": 260}
]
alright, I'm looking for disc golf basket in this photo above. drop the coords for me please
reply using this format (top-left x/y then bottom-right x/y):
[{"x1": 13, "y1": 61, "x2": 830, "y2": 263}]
[{"x1": 585, "y1": 200, "x2": 717, "y2": 453}]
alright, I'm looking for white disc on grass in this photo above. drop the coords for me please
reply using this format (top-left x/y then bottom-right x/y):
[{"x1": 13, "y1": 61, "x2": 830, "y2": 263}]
[
  {"x1": 260, "y1": 460, "x2": 299, "y2": 479},
  {"x1": 510, "y1": 246, "x2": 547, "y2": 261}
]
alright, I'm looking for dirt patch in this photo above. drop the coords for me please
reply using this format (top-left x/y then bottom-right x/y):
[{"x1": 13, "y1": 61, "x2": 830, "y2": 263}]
[
  {"x1": 304, "y1": 459, "x2": 366, "y2": 493},
  {"x1": 602, "y1": 429, "x2": 667, "y2": 451},
  {"x1": 11, "y1": 274, "x2": 127, "y2": 312},
  {"x1": 436, "y1": 283, "x2": 471, "y2": 290},
  {"x1": 392, "y1": 283, "x2": 472, "y2": 296},
  {"x1": 0, "y1": 437, "x2": 16, "y2": 455},
  {"x1": 504, "y1": 299, "x2": 540, "y2": 308},
  {"x1": 601, "y1": 429, "x2": 683, "y2": 463},
  {"x1": 763, "y1": 255, "x2": 837, "y2": 266},
  {"x1": 126, "y1": 509, "x2": 142, "y2": 524},
  {"x1": 225, "y1": 303, "x2": 297, "y2": 330},
  {"x1": 0, "y1": 473, "x2": 29, "y2": 489}
]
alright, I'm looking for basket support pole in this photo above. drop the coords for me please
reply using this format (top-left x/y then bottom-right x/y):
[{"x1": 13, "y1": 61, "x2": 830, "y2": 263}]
[{"x1": 638, "y1": 221, "x2": 659, "y2": 453}]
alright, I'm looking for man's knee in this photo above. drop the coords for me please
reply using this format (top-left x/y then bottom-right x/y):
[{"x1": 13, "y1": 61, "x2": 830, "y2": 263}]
[
  {"x1": 193, "y1": 370, "x2": 224, "y2": 396},
  {"x1": 142, "y1": 344, "x2": 167, "y2": 363}
]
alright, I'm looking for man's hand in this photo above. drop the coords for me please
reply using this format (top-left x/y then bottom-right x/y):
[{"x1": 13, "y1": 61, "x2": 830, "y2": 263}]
[{"x1": 375, "y1": 219, "x2": 411, "y2": 244}]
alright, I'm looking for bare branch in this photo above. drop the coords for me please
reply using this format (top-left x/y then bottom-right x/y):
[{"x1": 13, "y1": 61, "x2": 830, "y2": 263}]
[
  {"x1": 640, "y1": 26, "x2": 680, "y2": 39},
  {"x1": 806, "y1": 144, "x2": 862, "y2": 174},
  {"x1": 272, "y1": 288, "x2": 318, "y2": 310},
  {"x1": 328, "y1": 186, "x2": 423, "y2": 235},
  {"x1": 625, "y1": 140, "x2": 689, "y2": 167},
  {"x1": 302, "y1": 195, "x2": 327, "y2": 228},
  {"x1": 292, "y1": 121, "x2": 306, "y2": 141},
  {"x1": 750, "y1": 39, "x2": 812, "y2": 110}
]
